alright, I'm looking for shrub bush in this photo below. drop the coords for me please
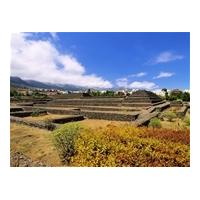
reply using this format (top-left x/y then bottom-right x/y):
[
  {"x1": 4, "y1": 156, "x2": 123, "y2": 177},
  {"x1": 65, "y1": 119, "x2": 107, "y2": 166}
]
[
  {"x1": 31, "y1": 109, "x2": 41, "y2": 117},
  {"x1": 68, "y1": 124, "x2": 190, "y2": 167},
  {"x1": 162, "y1": 111, "x2": 177, "y2": 122},
  {"x1": 52, "y1": 123, "x2": 82, "y2": 163},
  {"x1": 185, "y1": 116, "x2": 190, "y2": 126},
  {"x1": 148, "y1": 118, "x2": 161, "y2": 128},
  {"x1": 141, "y1": 127, "x2": 190, "y2": 145},
  {"x1": 44, "y1": 119, "x2": 56, "y2": 131}
]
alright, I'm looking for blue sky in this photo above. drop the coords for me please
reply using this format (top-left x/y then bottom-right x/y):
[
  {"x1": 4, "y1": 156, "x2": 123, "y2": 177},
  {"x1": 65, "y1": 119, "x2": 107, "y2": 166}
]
[{"x1": 11, "y1": 32, "x2": 190, "y2": 90}]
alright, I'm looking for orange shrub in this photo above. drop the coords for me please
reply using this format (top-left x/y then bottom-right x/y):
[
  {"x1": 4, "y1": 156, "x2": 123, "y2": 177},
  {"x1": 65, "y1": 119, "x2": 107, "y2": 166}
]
[
  {"x1": 140, "y1": 127, "x2": 190, "y2": 145},
  {"x1": 64, "y1": 124, "x2": 190, "y2": 167}
]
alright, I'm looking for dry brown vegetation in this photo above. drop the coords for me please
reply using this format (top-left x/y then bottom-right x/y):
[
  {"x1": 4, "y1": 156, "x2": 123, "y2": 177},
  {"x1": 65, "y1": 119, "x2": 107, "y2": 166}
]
[
  {"x1": 10, "y1": 123, "x2": 62, "y2": 166},
  {"x1": 78, "y1": 119, "x2": 129, "y2": 129},
  {"x1": 25, "y1": 114, "x2": 73, "y2": 122},
  {"x1": 10, "y1": 111, "x2": 190, "y2": 167}
]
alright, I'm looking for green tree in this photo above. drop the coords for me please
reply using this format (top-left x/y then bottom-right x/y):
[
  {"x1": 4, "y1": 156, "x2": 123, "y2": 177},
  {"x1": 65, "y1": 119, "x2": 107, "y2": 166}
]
[
  {"x1": 182, "y1": 92, "x2": 190, "y2": 102},
  {"x1": 105, "y1": 90, "x2": 114, "y2": 96},
  {"x1": 10, "y1": 90, "x2": 18, "y2": 97},
  {"x1": 170, "y1": 89, "x2": 183, "y2": 100}
]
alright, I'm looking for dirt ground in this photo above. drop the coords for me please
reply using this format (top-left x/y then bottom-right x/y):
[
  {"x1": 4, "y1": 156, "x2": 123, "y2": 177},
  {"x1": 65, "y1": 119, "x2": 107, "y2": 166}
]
[
  {"x1": 25, "y1": 113, "x2": 132, "y2": 127},
  {"x1": 10, "y1": 123, "x2": 62, "y2": 166},
  {"x1": 24, "y1": 114, "x2": 74, "y2": 122},
  {"x1": 161, "y1": 119, "x2": 188, "y2": 130},
  {"x1": 76, "y1": 119, "x2": 131, "y2": 129}
]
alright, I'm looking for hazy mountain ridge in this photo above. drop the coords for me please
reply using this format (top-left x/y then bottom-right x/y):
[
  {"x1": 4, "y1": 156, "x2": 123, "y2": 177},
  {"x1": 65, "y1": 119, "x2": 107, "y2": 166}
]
[{"x1": 10, "y1": 76, "x2": 86, "y2": 91}]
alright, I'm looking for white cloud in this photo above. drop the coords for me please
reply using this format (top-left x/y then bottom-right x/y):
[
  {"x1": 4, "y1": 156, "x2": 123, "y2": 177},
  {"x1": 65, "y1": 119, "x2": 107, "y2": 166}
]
[
  {"x1": 153, "y1": 72, "x2": 175, "y2": 79},
  {"x1": 116, "y1": 78, "x2": 128, "y2": 88},
  {"x1": 129, "y1": 72, "x2": 147, "y2": 77},
  {"x1": 116, "y1": 72, "x2": 147, "y2": 88},
  {"x1": 11, "y1": 33, "x2": 112, "y2": 88},
  {"x1": 152, "y1": 89, "x2": 165, "y2": 96},
  {"x1": 149, "y1": 51, "x2": 183, "y2": 64},
  {"x1": 129, "y1": 81, "x2": 159, "y2": 90},
  {"x1": 184, "y1": 89, "x2": 190, "y2": 93},
  {"x1": 116, "y1": 72, "x2": 158, "y2": 90}
]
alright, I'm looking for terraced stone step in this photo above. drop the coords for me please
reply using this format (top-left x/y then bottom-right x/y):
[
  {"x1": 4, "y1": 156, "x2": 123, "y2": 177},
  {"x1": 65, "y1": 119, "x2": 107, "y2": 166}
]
[
  {"x1": 124, "y1": 98, "x2": 161, "y2": 103},
  {"x1": 122, "y1": 100, "x2": 166, "y2": 107},
  {"x1": 52, "y1": 94, "x2": 83, "y2": 99},
  {"x1": 147, "y1": 102, "x2": 170, "y2": 112},
  {"x1": 122, "y1": 102, "x2": 152, "y2": 107},
  {"x1": 125, "y1": 96, "x2": 161, "y2": 99},
  {"x1": 53, "y1": 98, "x2": 123, "y2": 103},
  {"x1": 50, "y1": 115, "x2": 84, "y2": 123},
  {"x1": 69, "y1": 106, "x2": 140, "y2": 112},
  {"x1": 176, "y1": 105, "x2": 189, "y2": 117},
  {"x1": 133, "y1": 102, "x2": 170, "y2": 126},
  {"x1": 80, "y1": 96, "x2": 123, "y2": 99},
  {"x1": 134, "y1": 111, "x2": 160, "y2": 126},
  {"x1": 80, "y1": 110, "x2": 139, "y2": 121},
  {"x1": 10, "y1": 107, "x2": 24, "y2": 112},
  {"x1": 47, "y1": 102, "x2": 122, "y2": 106},
  {"x1": 124, "y1": 98, "x2": 160, "y2": 100},
  {"x1": 34, "y1": 100, "x2": 166, "y2": 110},
  {"x1": 129, "y1": 94, "x2": 160, "y2": 97},
  {"x1": 128, "y1": 90, "x2": 162, "y2": 104},
  {"x1": 33, "y1": 104, "x2": 141, "y2": 111},
  {"x1": 28, "y1": 106, "x2": 139, "y2": 121},
  {"x1": 17, "y1": 102, "x2": 34, "y2": 106},
  {"x1": 11, "y1": 98, "x2": 52, "y2": 103},
  {"x1": 10, "y1": 116, "x2": 57, "y2": 130},
  {"x1": 10, "y1": 110, "x2": 47, "y2": 117}
]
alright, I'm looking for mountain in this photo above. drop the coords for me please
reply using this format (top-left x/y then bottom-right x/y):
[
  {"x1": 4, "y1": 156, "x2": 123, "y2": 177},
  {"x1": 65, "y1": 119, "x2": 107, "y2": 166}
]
[
  {"x1": 25, "y1": 80, "x2": 63, "y2": 90},
  {"x1": 10, "y1": 76, "x2": 85, "y2": 91},
  {"x1": 10, "y1": 76, "x2": 33, "y2": 88}
]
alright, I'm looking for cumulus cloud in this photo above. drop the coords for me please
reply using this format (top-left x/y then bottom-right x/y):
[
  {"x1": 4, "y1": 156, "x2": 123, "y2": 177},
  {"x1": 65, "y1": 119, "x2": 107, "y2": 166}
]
[
  {"x1": 152, "y1": 89, "x2": 166, "y2": 95},
  {"x1": 148, "y1": 51, "x2": 183, "y2": 64},
  {"x1": 11, "y1": 33, "x2": 112, "y2": 88},
  {"x1": 128, "y1": 72, "x2": 147, "y2": 78},
  {"x1": 129, "y1": 81, "x2": 159, "y2": 90},
  {"x1": 115, "y1": 78, "x2": 128, "y2": 88},
  {"x1": 116, "y1": 72, "x2": 148, "y2": 88},
  {"x1": 115, "y1": 77, "x2": 159, "y2": 90},
  {"x1": 153, "y1": 72, "x2": 175, "y2": 79}
]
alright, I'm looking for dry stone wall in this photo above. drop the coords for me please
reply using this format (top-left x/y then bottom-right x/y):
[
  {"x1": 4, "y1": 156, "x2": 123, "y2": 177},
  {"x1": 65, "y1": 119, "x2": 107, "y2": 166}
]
[
  {"x1": 10, "y1": 110, "x2": 47, "y2": 117},
  {"x1": 10, "y1": 116, "x2": 57, "y2": 130}
]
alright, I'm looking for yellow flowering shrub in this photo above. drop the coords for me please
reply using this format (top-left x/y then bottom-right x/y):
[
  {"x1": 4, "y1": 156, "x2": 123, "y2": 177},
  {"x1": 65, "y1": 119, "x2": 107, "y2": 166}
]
[{"x1": 53, "y1": 123, "x2": 190, "y2": 167}]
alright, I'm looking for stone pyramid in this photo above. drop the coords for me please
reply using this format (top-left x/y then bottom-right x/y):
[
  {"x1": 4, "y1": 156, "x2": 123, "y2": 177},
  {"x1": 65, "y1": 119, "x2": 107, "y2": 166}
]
[{"x1": 122, "y1": 90, "x2": 162, "y2": 107}]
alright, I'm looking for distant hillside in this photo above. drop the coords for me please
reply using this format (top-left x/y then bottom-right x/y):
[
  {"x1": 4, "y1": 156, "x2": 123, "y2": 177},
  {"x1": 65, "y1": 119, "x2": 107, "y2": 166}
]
[
  {"x1": 10, "y1": 76, "x2": 32, "y2": 88},
  {"x1": 10, "y1": 76, "x2": 85, "y2": 91}
]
